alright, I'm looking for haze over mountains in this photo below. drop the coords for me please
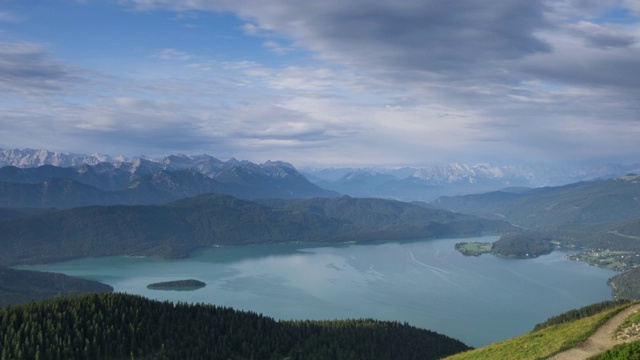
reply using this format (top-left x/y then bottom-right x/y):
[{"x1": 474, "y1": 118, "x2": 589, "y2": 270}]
[
  {"x1": 303, "y1": 163, "x2": 640, "y2": 200},
  {"x1": 3, "y1": 148, "x2": 640, "y2": 203},
  {"x1": 431, "y1": 174, "x2": 640, "y2": 230}
]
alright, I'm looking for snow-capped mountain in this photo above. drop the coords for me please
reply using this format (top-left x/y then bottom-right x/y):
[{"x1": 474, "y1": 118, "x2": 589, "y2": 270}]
[
  {"x1": 303, "y1": 162, "x2": 640, "y2": 201},
  {"x1": 2, "y1": 148, "x2": 638, "y2": 202},
  {"x1": 0, "y1": 149, "x2": 300, "y2": 181},
  {"x1": 0, "y1": 148, "x2": 121, "y2": 168},
  {"x1": 0, "y1": 149, "x2": 336, "y2": 207}
]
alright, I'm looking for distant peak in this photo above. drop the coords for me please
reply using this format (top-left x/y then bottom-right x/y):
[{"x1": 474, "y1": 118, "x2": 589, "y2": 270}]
[{"x1": 262, "y1": 160, "x2": 295, "y2": 169}]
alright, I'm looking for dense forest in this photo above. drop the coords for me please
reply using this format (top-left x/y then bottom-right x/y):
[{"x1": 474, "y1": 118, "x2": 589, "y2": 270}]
[
  {"x1": 0, "y1": 194, "x2": 514, "y2": 266},
  {"x1": 0, "y1": 293, "x2": 471, "y2": 360},
  {"x1": 490, "y1": 232, "x2": 556, "y2": 259},
  {"x1": 609, "y1": 267, "x2": 640, "y2": 300}
]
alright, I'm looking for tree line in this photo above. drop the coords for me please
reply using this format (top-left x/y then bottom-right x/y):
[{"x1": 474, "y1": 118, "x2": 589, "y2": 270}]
[
  {"x1": 0, "y1": 293, "x2": 471, "y2": 360},
  {"x1": 533, "y1": 300, "x2": 631, "y2": 331}
]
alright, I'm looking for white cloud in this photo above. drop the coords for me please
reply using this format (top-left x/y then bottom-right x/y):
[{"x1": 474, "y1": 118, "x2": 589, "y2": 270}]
[
  {"x1": 241, "y1": 23, "x2": 260, "y2": 36},
  {"x1": 155, "y1": 48, "x2": 194, "y2": 61},
  {"x1": 263, "y1": 40, "x2": 293, "y2": 54},
  {"x1": 3, "y1": 0, "x2": 640, "y2": 166}
]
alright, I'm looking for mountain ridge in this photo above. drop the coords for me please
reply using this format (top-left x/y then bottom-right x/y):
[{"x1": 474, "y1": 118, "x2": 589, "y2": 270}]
[
  {"x1": 0, "y1": 194, "x2": 515, "y2": 266},
  {"x1": 431, "y1": 175, "x2": 640, "y2": 229},
  {"x1": 0, "y1": 153, "x2": 337, "y2": 207},
  {"x1": 4, "y1": 148, "x2": 640, "y2": 202}
]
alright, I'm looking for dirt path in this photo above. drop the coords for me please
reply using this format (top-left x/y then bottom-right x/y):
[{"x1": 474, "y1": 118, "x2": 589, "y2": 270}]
[{"x1": 547, "y1": 303, "x2": 640, "y2": 360}]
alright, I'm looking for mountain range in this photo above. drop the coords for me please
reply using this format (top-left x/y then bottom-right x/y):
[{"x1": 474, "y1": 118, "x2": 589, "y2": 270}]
[
  {"x1": 431, "y1": 174, "x2": 640, "y2": 229},
  {"x1": 0, "y1": 150, "x2": 336, "y2": 208},
  {"x1": 3, "y1": 148, "x2": 640, "y2": 202},
  {"x1": 303, "y1": 162, "x2": 640, "y2": 200}
]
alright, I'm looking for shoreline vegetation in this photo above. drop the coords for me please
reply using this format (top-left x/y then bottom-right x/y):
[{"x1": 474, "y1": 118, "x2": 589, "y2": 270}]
[
  {"x1": 455, "y1": 233, "x2": 556, "y2": 259},
  {"x1": 147, "y1": 279, "x2": 206, "y2": 291},
  {"x1": 455, "y1": 242, "x2": 493, "y2": 256},
  {"x1": 455, "y1": 236, "x2": 640, "y2": 300}
]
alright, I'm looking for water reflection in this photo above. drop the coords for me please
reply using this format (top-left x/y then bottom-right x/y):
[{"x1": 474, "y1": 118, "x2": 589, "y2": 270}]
[{"x1": 17, "y1": 236, "x2": 615, "y2": 348}]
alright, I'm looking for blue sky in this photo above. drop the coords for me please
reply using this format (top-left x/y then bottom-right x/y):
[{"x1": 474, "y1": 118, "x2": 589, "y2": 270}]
[{"x1": 1, "y1": 0, "x2": 640, "y2": 167}]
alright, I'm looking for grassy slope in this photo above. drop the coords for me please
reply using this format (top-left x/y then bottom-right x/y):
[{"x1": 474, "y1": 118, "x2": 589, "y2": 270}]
[{"x1": 444, "y1": 303, "x2": 633, "y2": 360}]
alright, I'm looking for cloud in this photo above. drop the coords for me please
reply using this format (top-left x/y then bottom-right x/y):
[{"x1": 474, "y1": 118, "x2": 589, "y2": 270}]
[
  {"x1": 154, "y1": 48, "x2": 194, "y2": 61},
  {"x1": 0, "y1": 41, "x2": 84, "y2": 97},
  {"x1": 520, "y1": 28, "x2": 640, "y2": 90},
  {"x1": 124, "y1": 1, "x2": 551, "y2": 80},
  {"x1": 241, "y1": 22, "x2": 261, "y2": 36},
  {"x1": 263, "y1": 40, "x2": 293, "y2": 55},
  {"x1": 569, "y1": 21, "x2": 637, "y2": 48},
  {"x1": 4, "y1": 0, "x2": 640, "y2": 166}
]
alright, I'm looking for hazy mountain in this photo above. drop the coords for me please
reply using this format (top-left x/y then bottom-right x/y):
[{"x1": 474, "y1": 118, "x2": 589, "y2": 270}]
[
  {"x1": 303, "y1": 163, "x2": 640, "y2": 201},
  {"x1": 5, "y1": 148, "x2": 639, "y2": 202},
  {"x1": 431, "y1": 174, "x2": 640, "y2": 229},
  {"x1": 0, "y1": 178, "x2": 122, "y2": 209},
  {"x1": 0, "y1": 194, "x2": 515, "y2": 266},
  {"x1": 0, "y1": 148, "x2": 122, "y2": 167}
]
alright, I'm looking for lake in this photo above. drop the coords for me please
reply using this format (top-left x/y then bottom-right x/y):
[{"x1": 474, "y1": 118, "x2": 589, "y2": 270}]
[{"x1": 18, "y1": 236, "x2": 616, "y2": 348}]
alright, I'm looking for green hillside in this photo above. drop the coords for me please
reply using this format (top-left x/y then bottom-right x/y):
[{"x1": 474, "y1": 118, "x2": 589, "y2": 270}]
[
  {"x1": 445, "y1": 301, "x2": 637, "y2": 360},
  {"x1": 0, "y1": 194, "x2": 514, "y2": 266},
  {"x1": 0, "y1": 293, "x2": 471, "y2": 360}
]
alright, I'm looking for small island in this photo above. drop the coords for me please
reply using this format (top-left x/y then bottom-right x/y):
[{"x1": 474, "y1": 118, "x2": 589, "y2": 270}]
[{"x1": 147, "y1": 279, "x2": 206, "y2": 291}]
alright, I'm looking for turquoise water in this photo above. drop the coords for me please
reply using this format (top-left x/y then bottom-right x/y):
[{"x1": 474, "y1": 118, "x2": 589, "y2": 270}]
[{"x1": 18, "y1": 236, "x2": 616, "y2": 347}]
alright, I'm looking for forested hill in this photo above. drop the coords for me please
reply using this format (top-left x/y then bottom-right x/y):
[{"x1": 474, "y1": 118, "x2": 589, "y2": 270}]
[
  {"x1": 0, "y1": 293, "x2": 472, "y2": 360},
  {"x1": 0, "y1": 266, "x2": 112, "y2": 307},
  {"x1": 0, "y1": 194, "x2": 514, "y2": 266},
  {"x1": 431, "y1": 174, "x2": 640, "y2": 229}
]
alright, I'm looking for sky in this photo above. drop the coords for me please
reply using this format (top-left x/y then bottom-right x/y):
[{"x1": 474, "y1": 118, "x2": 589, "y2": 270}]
[{"x1": 1, "y1": 0, "x2": 640, "y2": 167}]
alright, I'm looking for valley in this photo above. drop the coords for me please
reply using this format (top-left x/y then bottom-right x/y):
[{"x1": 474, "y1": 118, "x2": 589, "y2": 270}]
[
  {"x1": 4, "y1": 0, "x2": 640, "y2": 356},
  {"x1": 1, "y1": 149, "x2": 640, "y2": 358}
]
